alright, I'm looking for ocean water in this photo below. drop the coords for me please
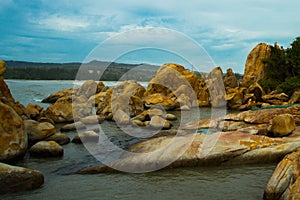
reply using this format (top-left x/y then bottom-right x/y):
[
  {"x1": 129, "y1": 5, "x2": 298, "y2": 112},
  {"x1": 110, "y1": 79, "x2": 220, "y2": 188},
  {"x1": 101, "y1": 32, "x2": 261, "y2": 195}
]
[{"x1": 2, "y1": 80, "x2": 276, "y2": 200}]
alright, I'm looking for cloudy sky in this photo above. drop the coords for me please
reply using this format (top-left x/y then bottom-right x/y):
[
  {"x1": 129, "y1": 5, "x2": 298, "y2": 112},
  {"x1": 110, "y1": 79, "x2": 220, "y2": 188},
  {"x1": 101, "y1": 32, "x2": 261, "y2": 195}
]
[{"x1": 0, "y1": 0, "x2": 299, "y2": 73}]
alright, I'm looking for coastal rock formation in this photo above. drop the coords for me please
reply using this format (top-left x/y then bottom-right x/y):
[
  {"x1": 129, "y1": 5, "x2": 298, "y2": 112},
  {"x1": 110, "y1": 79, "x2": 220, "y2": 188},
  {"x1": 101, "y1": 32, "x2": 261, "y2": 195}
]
[
  {"x1": 288, "y1": 90, "x2": 300, "y2": 104},
  {"x1": 144, "y1": 63, "x2": 197, "y2": 110},
  {"x1": 45, "y1": 96, "x2": 92, "y2": 123},
  {"x1": 262, "y1": 93, "x2": 289, "y2": 105},
  {"x1": 29, "y1": 141, "x2": 63, "y2": 157},
  {"x1": 0, "y1": 162, "x2": 44, "y2": 194},
  {"x1": 206, "y1": 67, "x2": 227, "y2": 108},
  {"x1": 42, "y1": 88, "x2": 77, "y2": 104},
  {"x1": 264, "y1": 151, "x2": 300, "y2": 200},
  {"x1": 74, "y1": 105, "x2": 300, "y2": 174},
  {"x1": 24, "y1": 120, "x2": 56, "y2": 144},
  {"x1": 0, "y1": 102, "x2": 27, "y2": 162},
  {"x1": 0, "y1": 60, "x2": 6, "y2": 76},
  {"x1": 76, "y1": 80, "x2": 98, "y2": 98},
  {"x1": 242, "y1": 43, "x2": 272, "y2": 86},
  {"x1": 224, "y1": 68, "x2": 239, "y2": 89},
  {"x1": 25, "y1": 103, "x2": 43, "y2": 120}
]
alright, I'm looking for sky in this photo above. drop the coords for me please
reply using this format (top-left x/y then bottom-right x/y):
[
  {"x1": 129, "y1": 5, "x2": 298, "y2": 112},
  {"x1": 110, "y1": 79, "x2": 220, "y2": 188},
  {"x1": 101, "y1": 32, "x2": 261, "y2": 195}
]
[{"x1": 0, "y1": 0, "x2": 299, "y2": 73}]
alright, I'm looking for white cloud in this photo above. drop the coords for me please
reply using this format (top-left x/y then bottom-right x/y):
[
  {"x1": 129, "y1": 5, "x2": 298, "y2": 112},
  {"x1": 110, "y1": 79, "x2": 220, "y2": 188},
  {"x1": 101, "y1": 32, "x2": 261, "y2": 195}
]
[{"x1": 38, "y1": 15, "x2": 90, "y2": 32}]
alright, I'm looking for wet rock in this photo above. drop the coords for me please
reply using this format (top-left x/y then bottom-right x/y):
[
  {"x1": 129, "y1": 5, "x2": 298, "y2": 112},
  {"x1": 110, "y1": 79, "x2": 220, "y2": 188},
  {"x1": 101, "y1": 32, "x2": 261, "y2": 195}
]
[
  {"x1": 0, "y1": 102, "x2": 27, "y2": 162},
  {"x1": 60, "y1": 121, "x2": 86, "y2": 132},
  {"x1": 224, "y1": 68, "x2": 239, "y2": 89},
  {"x1": 45, "y1": 96, "x2": 92, "y2": 123},
  {"x1": 264, "y1": 151, "x2": 300, "y2": 200},
  {"x1": 75, "y1": 128, "x2": 300, "y2": 174},
  {"x1": 45, "y1": 132, "x2": 70, "y2": 145},
  {"x1": 80, "y1": 115, "x2": 104, "y2": 125},
  {"x1": 29, "y1": 141, "x2": 63, "y2": 157},
  {"x1": 72, "y1": 131, "x2": 99, "y2": 144},
  {"x1": 269, "y1": 114, "x2": 296, "y2": 137},
  {"x1": 25, "y1": 103, "x2": 43, "y2": 119},
  {"x1": 42, "y1": 88, "x2": 76, "y2": 104},
  {"x1": 24, "y1": 120, "x2": 56, "y2": 144},
  {"x1": 0, "y1": 162, "x2": 44, "y2": 194}
]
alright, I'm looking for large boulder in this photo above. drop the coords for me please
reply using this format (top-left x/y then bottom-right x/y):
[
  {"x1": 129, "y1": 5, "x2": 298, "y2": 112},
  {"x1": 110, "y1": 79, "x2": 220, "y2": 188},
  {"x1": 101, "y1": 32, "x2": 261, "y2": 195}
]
[
  {"x1": 76, "y1": 80, "x2": 98, "y2": 98},
  {"x1": 242, "y1": 43, "x2": 272, "y2": 85},
  {"x1": 0, "y1": 102, "x2": 27, "y2": 162},
  {"x1": 206, "y1": 67, "x2": 227, "y2": 108},
  {"x1": 264, "y1": 151, "x2": 300, "y2": 200},
  {"x1": 269, "y1": 114, "x2": 296, "y2": 137},
  {"x1": 144, "y1": 63, "x2": 198, "y2": 97},
  {"x1": 0, "y1": 162, "x2": 44, "y2": 194},
  {"x1": 45, "y1": 96, "x2": 92, "y2": 123},
  {"x1": 225, "y1": 88, "x2": 244, "y2": 110},
  {"x1": 0, "y1": 77, "x2": 15, "y2": 103},
  {"x1": 24, "y1": 120, "x2": 56, "y2": 144},
  {"x1": 0, "y1": 60, "x2": 6, "y2": 76},
  {"x1": 42, "y1": 88, "x2": 76, "y2": 104},
  {"x1": 224, "y1": 68, "x2": 239, "y2": 89}
]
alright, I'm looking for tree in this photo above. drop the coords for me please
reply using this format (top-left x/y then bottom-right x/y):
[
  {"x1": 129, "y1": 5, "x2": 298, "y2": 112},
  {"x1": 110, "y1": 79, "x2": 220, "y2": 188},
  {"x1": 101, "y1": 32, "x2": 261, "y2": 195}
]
[{"x1": 286, "y1": 37, "x2": 300, "y2": 76}]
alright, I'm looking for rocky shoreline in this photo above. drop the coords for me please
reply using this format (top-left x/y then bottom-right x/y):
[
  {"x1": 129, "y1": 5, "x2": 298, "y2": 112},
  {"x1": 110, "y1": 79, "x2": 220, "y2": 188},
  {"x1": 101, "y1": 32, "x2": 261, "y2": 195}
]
[{"x1": 1, "y1": 42, "x2": 300, "y2": 199}]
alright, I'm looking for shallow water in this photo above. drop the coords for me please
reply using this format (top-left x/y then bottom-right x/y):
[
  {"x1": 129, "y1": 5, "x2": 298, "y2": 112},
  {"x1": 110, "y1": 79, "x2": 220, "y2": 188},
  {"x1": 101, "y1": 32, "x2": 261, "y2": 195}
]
[{"x1": 2, "y1": 80, "x2": 276, "y2": 200}]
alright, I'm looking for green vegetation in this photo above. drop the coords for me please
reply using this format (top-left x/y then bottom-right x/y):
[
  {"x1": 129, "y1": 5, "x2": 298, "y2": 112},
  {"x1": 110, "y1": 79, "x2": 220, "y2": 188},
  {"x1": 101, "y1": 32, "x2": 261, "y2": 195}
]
[
  {"x1": 260, "y1": 37, "x2": 300, "y2": 96},
  {"x1": 3, "y1": 61, "x2": 159, "y2": 81}
]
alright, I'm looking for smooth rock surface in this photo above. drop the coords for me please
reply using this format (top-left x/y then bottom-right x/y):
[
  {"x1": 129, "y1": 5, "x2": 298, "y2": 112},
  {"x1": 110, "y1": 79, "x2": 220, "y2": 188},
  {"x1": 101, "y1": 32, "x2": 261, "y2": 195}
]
[
  {"x1": 0, "y1": 162, "x2": 44, "y2": 194},
  {"x1": 269, "y1": 114, "x2": 296, "y2": 137},
  {"x1": 264, "y1": 151, "x2": 300, "y2": 200},
  {"x1": 24, "y1": 120, "x2": 56, "y2": 143},
  {"x1": 0, "y1": 102, "x2": 27, "y2": 162},
  {"x1": 29, "y1": 141, "x2": 63, "y2": 157}
]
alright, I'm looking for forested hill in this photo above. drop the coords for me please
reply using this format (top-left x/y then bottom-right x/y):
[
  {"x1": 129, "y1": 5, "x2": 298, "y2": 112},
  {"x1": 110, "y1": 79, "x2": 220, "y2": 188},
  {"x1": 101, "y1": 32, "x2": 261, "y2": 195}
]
[{"x1": 3, "y1": 60, "x2": 160, "y2": 81}]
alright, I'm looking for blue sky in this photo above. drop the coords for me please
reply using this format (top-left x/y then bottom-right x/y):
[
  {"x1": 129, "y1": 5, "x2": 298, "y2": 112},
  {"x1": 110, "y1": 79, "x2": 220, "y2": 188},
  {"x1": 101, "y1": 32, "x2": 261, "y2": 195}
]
[{"x1": 0, "y1": 0, "x2": 299, "y2": 73}]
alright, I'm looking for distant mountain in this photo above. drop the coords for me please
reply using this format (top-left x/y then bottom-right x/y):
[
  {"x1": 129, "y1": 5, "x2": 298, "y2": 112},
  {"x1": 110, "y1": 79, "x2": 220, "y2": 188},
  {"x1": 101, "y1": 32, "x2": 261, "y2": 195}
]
[{"x1": 4, "y1": 60, "x2": 160, "y2": 81}]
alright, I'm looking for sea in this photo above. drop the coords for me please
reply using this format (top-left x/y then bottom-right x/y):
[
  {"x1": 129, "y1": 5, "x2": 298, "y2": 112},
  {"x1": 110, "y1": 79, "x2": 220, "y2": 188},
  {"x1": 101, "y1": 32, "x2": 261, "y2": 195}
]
[{"x1": 2, "y1": 80, "x2": 276, "y2": 200}]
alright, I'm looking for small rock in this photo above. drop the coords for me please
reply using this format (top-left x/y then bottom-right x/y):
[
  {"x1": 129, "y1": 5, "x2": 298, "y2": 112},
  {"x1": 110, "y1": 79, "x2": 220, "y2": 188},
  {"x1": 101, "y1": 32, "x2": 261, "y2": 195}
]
[
  {"x1": 72, "y1": 131, "x2": 99, "y2": 144},
  {"x1": 269, "y1": 114, "x2": 296, "y2": 137},
  {"x1": 24, "y1": 120, "x2": 56, "y2": 143},
  {"x1": 113, "y1": 109, "x2": 130, "y2": 125},
  {"x1": 132, "y1": 119, "x2": 146, "y2": 127},
  {"x1": 165, "y1": 113, "x2": 177, "y2": 121},
  {"x1": 0, "y1": 162, "x2": 44, "y2": 194},
  {"x1": 29, "y1": 141, "x2": 63, "y2": 157},
  {"x1": 80, "y1": 115, "x2": 104, "y2": 125},
  {"x1": 45, "y1": 133, "x2": 70, "y2": 145},
  {"x1": 150, "y1": 116, "x2": 172, "y2": 130},
  {"x1": 60, "y1": 121, "x2": 86, "y2": 132}
]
